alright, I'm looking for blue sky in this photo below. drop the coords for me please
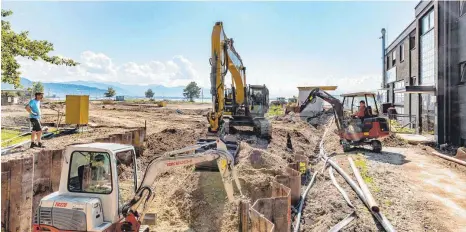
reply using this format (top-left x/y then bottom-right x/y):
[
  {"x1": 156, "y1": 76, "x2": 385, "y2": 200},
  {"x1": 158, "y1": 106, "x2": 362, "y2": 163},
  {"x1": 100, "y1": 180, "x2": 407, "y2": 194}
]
[{"x1": 3, "y1": 1, "x2": 418, "y2": 96}]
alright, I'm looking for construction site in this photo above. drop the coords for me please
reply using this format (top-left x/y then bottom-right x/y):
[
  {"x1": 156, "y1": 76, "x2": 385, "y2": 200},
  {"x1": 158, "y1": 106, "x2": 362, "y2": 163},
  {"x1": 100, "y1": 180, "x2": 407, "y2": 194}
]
[
  {"x1": 1, "y1": 88, "x2": 466, "y2": 232},
  {"x1": 2, "y1": 1, "x2": 466, "y2": 231}
]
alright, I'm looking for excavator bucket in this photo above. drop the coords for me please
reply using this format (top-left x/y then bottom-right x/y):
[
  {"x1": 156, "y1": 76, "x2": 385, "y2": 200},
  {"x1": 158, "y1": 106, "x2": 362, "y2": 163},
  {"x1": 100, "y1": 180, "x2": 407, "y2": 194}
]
[{"x1": 194, "y1": 138, "x2": 240, "y2": 171}]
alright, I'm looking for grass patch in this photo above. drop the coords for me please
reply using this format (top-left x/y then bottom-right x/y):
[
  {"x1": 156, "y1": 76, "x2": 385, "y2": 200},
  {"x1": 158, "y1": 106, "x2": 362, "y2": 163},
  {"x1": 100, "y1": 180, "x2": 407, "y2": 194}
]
[
  {"x1": 1, "y1": 127, "x2": 58, "y2": 148},
  {"x1": 266, "y1": 105, "x2": 284, "y2": 117},
  {"x1": 354, "y1": 155, "x2": 380, "y2": 193},
  {"x1": 389, "y1": 119, "x2": 415, "y2": 133},
  {"x1": 1, "y1": 129, "x2": 29, "y2": 148}
]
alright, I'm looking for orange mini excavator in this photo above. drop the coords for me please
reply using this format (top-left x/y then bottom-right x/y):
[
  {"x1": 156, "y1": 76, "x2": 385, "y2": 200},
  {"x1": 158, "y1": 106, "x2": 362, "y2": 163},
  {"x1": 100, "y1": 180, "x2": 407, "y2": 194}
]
[{"x1": 300, "y1": 88, "x2": 390, "y2": 152}]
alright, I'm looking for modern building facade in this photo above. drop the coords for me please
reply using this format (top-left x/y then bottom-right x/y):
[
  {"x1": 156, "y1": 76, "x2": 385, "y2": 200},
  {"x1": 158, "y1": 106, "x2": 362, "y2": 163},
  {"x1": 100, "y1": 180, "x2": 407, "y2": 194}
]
[{"x1": 379, "y1": 0, "x2": 466, "y2": 146}]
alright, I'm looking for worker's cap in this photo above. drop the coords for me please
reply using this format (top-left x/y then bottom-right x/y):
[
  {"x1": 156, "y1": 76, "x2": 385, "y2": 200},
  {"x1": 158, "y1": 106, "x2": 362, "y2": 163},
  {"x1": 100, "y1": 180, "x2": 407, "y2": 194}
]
[{"x1": 94, "y1": 154, "x2": 106, "y2": 162}]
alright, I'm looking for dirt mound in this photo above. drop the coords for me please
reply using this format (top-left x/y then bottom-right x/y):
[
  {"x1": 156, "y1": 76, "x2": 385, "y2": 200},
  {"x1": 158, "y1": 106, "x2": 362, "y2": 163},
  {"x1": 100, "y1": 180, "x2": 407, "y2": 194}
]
[
  {"x1": 144, "y1": 127, "x2": 202, "y2": 156},
  {"x1": 381, "y1": 134, "x2": 410, "y2": 147}
]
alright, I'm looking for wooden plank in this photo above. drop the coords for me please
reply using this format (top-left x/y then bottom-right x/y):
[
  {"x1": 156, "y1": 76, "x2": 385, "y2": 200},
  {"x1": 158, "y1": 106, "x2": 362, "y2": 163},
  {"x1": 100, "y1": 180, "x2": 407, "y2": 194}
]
[
  {"x1": 132, "y1": 130, "x2": 140, "y2": 146},
  {"x1": 113, "y1": 134, "x2": 123, "y2": 144},
  {"x1": 51, "y1": 150, "x2": 63, "y2": 191},
  {"x1": 285, "y1": 168, "x2": 300, "y2": 206},
  {"x1": 124, "y1": 132, "x2": 132, "y2": 145},
  {"x1": 21, "y1": 157, "x2": 34, "y2": 232},
  {"x1": 9, "y1": 159, "x2": 23, "y2": 232},
  {"x1": 140, "y1": 127, "x2": 147, "y2": 142},
  {"x1": 239, "y1": 201, "x2": 250, "y2": 232},
  {"x1": 1, "y1": 171, "x2": 10, "y2": 231},
  {"x1": 271, "y1": 182, "x2": 291, "y2": 232},
  {"x1": 250, "y1": 207, "x2": 274, "y2": 232},
  {"x1": 32, "y1": 150, "x2": 53, "y2": 217}
]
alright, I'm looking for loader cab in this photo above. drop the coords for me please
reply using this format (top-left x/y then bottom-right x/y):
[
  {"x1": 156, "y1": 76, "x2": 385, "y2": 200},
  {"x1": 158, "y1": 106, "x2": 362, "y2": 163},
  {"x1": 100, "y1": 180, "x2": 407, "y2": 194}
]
[
  {"x1": 341, "y1": 92, "x2": 380, "y2": 118},
  {"x1": 61, "y1": 143, "x2": 138, "y2": 224}
]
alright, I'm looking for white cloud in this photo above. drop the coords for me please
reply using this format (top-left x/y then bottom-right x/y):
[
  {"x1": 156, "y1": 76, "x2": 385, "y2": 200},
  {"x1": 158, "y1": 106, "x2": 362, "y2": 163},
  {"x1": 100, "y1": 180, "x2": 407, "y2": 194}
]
[
  {"x1": 17, "y1": 51, "x2": 382, "y2": 97},
  {"x1": 242, "y1": 57, "x2": 382, "y2": 98},
  {"x1": 17, "y1": 51, "x2": 202, "y2": 87}
]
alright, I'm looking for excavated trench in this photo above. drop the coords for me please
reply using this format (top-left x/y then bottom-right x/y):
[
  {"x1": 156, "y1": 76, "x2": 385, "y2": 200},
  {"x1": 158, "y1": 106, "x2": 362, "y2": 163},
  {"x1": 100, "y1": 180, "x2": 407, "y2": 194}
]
[{"x1": 124, "y1": 112, "x2": 333, "y2": 232}]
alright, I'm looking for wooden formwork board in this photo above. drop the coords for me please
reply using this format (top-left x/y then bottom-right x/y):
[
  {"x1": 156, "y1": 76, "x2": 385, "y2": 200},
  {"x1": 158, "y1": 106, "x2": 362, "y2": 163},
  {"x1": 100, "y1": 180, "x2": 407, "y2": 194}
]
[
  {"x1": 32, "y1": 150, "x2": 53, "y2": 217},
  {"x1": 250, "y1": 181, "x2": 291, "y2": 232},
  {"x1": 2, "y1": 171, "x2": 10, "y2": 231},
  {"x1": 275, "y1": 168, "x2": 300, "y2": 206}
]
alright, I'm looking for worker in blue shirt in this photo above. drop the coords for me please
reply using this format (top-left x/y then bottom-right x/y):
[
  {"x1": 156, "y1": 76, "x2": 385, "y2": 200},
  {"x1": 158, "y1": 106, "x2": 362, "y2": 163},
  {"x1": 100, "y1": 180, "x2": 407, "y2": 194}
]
[{"x1": 25, "y1": 92, "x2": 45, "y2": 148}]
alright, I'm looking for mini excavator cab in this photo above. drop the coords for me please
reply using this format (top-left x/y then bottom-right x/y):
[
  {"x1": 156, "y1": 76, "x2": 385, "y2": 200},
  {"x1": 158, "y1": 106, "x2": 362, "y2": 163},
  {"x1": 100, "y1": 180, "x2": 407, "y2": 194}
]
[{"x1": 341, "y1": 92, "x2": 380, "y2": 118}]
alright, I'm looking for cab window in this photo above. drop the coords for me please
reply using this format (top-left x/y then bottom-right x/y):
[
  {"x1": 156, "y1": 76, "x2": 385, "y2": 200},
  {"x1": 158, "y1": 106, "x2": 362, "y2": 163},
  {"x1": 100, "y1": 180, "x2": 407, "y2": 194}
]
[
  {"x1": 115, "y1": 150, "x2": 137, "y2": 211},
  {"x1": 68, "y1": 151, "x2": 112, "y2": 194}
]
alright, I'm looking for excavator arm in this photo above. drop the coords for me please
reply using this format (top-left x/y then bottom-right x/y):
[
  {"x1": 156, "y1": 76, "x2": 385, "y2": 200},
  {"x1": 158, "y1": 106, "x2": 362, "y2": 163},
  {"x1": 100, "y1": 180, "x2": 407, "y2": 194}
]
[
  {"x1": 299, "y1": 88, "x2": 345, "y2": 134},
  {"x1": 208, "y1": 21, "x2": 248, "y2": 133},
  {"x1": 120, "y1": 139, "x2": 242, "y2": 230}
]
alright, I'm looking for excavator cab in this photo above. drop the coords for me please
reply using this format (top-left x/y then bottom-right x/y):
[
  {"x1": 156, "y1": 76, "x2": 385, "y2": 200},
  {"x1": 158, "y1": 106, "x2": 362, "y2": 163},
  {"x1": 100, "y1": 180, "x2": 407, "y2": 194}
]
[
  {"x1": 341, "y1": 92, "x2": 380, "y2": 118},
  {"x1": 248, "y1": 84, "x2": 269, "y2": 117}
]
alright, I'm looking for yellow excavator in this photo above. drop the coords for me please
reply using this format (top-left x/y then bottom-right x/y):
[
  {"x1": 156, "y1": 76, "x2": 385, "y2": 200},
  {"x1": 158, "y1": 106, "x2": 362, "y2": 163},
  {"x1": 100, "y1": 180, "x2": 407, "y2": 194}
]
[
  {"x1": 206, "y1": 21, "x2": 272, "y2": 139},
  {"x1": 196, "y1": 22, "x2": 272, "y2": 171}
]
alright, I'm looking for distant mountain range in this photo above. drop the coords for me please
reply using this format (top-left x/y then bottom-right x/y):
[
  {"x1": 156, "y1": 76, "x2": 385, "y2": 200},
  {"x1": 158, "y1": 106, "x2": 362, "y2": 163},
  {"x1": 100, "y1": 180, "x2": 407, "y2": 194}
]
[{"x1": 1, "y1": 78, "x2": 211, "y2": 99}]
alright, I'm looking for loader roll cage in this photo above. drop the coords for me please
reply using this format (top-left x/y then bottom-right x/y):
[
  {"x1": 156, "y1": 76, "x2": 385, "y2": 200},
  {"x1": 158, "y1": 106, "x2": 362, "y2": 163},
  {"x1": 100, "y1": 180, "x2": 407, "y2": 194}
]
[{"x1": 341, "y1": 92, "x2": 380, "y2": 117}]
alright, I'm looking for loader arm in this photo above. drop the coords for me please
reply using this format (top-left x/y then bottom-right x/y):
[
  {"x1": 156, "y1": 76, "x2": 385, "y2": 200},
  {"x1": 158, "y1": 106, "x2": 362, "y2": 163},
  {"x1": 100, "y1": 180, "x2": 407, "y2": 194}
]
[
  {"x1": 300, "y1": 88, "x2": 345, "y2": 134},
  {"x1": 208, "y1": 21, "x2": 248, "y2": 133},
  {"x1": 120, "y1": 139, "x2": 242, "y2": 227}
]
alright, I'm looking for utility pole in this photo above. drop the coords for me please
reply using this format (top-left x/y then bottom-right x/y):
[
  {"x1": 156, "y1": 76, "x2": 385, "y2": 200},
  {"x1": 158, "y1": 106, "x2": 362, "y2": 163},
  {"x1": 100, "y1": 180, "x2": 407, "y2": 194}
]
[{"x1": 201, "y1": 88, "x2": 203, "y2": 103}]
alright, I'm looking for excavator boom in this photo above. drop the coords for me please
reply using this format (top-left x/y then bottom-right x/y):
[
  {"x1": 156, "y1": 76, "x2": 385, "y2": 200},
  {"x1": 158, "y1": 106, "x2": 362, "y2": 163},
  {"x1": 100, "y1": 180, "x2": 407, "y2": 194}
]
[
  {"x1": 299, "y1": 88, "x2": 345, "y2": 133},
  {"x1": 121, "y1": 139, "x2": 242, "y2": 225}
]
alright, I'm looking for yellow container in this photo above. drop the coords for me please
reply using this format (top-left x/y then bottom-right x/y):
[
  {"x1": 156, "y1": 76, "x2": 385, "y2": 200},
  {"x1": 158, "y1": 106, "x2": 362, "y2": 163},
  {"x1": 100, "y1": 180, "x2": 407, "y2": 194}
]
[{"x1": 65, "y1": 95, "x2": 89, "y2": 125}]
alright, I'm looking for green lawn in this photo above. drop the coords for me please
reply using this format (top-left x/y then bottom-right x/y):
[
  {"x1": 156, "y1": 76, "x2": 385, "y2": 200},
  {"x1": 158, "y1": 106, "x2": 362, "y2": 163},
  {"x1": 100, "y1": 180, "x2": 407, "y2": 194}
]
[
  {"x1": 266, "y1": 105, "x2": 284, "y2": 117},
  {"x1": 1, "y1": 129, "x2": 29, "y2": 148}
]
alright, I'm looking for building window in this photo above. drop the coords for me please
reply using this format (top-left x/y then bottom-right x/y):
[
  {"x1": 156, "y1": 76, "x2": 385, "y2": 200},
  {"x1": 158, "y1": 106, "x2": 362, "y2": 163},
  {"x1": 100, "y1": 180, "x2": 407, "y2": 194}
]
[
  {"x1": 409, "y1": 36, "x2": 416, "y2": 50},
  {"x1": 395, "y1": 93, "x2": 405, "y2": 105},
  {"x1": 420, "y1": 9, "x2": 435, "y2": 86},
  {"x1": 461, "y1": 0, "x2": 465, "y2": 17},
  {"x1": 386, "y1": 56, "x2": 390, "y2": 70},
  {"x1": 422, "y1": 9, "x2": 435, "y2": 35},
  {"x1": 392, "y1": 50, "x2": 396, "y2": 66},
  {"x1": 400, "y1": 44, "x2": 405, "y2": 62},
  {"x1": 395, "y1": 106, "x2": 405, "y2": 115},
  {"x1": 394, "y1": 80, "x2": 405, "y2": 90},
  {"x1": 460, "y1": 62, "x2": 466, "y2": 83}
]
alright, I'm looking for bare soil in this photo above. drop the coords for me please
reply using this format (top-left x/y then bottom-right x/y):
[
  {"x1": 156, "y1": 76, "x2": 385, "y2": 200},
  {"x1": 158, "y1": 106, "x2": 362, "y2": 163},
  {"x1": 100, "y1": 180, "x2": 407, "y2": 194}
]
[
  {"x1": 3, "y1": 103, "x2": 465, "y2": 232},
  {"x1": 301, "y1": 122, "x2": 466, "y2": 232}
]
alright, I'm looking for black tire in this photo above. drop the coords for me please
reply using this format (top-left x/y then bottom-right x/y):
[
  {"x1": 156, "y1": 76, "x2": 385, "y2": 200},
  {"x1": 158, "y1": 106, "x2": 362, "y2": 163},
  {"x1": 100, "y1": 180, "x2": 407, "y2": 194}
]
[{"x1": 371, "y1": 140, "x2": 382, "y2": 153}]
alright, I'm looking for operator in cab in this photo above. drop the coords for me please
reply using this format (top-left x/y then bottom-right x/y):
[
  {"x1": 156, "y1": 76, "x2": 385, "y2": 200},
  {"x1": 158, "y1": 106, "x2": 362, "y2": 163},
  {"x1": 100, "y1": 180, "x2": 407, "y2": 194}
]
[{"x1": 353, "y1": 100, "x2": 367, "y2": 119}]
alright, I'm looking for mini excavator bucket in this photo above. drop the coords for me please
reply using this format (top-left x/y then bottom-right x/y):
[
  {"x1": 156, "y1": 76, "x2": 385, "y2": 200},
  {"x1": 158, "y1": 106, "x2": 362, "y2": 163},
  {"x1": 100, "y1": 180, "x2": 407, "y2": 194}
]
[{"x1": 194, "y1": 137, "x2": 240, "y2": 171}]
